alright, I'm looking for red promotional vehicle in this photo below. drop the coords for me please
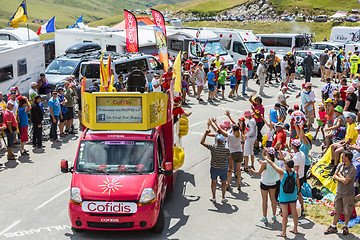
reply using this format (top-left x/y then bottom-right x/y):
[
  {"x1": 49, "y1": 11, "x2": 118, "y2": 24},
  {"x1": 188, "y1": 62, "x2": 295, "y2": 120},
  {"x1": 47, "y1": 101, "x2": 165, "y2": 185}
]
[{"x1": 61, "y1": 91, "x2": 186, "y2": 232}]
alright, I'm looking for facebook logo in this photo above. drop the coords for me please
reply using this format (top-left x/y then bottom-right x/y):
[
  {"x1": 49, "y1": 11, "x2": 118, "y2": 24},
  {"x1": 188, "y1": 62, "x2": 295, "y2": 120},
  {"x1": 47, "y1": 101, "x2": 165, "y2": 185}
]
[{"x1": 98, "y1": 114, "x2": 105, "y2": 122}]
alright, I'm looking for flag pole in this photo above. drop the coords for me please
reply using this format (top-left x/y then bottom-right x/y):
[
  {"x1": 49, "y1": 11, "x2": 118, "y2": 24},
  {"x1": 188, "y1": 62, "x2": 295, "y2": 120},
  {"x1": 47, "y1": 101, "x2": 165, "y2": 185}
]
[{"x1": 25, "y1": 0, "x2": 30, "y2": 40}]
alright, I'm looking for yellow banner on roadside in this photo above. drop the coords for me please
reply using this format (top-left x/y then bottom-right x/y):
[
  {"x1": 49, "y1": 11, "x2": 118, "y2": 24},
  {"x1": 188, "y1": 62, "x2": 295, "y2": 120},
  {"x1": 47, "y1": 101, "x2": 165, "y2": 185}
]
[{"x1": 311, "y1": 147, "x2": 338, "y2": 194}]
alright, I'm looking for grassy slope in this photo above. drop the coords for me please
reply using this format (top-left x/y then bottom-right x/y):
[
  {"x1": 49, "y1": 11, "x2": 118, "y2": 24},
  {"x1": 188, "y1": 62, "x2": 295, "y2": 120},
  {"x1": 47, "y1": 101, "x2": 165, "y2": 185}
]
[
  {"x1": 156, "y1": 0, "x2": 246, "y2": 14},
  {"x1": 183, "y1": 21, "x2": 360, "y2": 43}
]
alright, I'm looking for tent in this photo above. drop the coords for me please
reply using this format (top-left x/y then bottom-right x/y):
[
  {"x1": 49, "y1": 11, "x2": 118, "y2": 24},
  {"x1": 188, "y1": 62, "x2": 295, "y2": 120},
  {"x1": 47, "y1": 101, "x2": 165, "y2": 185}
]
[
  {"x1": 111, "y1": 17, "x2": 156, "y2": 29},
  {"x1": 329, "y1": 11, "x2": 348, "y2": 19}
]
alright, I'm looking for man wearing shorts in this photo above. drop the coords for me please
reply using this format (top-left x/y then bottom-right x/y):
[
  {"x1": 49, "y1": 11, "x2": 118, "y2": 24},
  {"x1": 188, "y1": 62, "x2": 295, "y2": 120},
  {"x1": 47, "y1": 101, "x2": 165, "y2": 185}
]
[
  {"x1": 325, "y1": 151, "x2": 356, "y2": 236},
  {"x1": 277, "y1": 87, "x2": 289, "y2": 122},
  {"x1": 201, "y1": 129, "x2": 230, "y2": 204},
  {"x1": 301, "y1": 85, "x2": 315, "y2": 129},
  {"x1": 244, "y1": 110, "x2": 257, "y2": 171},
  {"x1": 207, "y1": 67, "x2": 215, "y2": 103}
]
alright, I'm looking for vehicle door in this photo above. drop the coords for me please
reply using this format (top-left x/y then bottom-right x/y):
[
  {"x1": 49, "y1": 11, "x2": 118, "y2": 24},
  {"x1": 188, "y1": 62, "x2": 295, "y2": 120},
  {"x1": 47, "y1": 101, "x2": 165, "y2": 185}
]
[
  {"x1": 156, "y1": 132, "x2": 166, "y2": 201},
  {"x1": 147, "y1": 57, "x2": 164, "y2": 80},
  {"x1": 233, "y1": 41, "x2": 247, "y2": 59}
]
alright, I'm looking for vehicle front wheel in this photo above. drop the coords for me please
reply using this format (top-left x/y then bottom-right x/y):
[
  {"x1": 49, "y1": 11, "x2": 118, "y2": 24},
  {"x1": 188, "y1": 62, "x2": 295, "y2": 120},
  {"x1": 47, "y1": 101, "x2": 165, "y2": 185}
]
[
  {"x1": 71, "y1": 226, "x2": 83, "y2": 233},
  {"x1": 152, "y1": 206, "x2": 165, "y2": 233}
]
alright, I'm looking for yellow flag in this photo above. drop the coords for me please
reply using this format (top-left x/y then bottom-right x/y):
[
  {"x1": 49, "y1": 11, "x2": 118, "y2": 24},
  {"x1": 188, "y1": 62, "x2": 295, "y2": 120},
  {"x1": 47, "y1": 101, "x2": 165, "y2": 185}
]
[
  {"x1": 108, "y1": 75, "x2": 116, "y2": 92},
  {"x1": 8, "y1": 1, "x2": 28, "y2": 28},
  {"x1": 173, "y1": 51, "x2": 181, "y2": 93}
]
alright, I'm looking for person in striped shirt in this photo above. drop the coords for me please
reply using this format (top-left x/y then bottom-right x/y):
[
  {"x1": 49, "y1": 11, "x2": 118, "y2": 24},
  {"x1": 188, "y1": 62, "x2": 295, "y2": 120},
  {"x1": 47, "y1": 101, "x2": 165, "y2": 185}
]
[{"x1": 201, "y1": 129, "x2": 230, "y2": 204}]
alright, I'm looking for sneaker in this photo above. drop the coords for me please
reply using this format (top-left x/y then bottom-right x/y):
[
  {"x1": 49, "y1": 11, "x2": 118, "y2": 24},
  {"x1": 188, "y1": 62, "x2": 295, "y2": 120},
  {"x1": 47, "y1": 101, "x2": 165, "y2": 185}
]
[
  {"x1": 260, "y1": 217, "x2": 268, "y2": 223},
  {"x1": 343, "y1": 226, "x2": 349, "y2": 235},
  {"x1": 324, "y1": 225, "x2": 338, "y2": 235},
  {"x1": 21, "y1": 150, "x2": 29, "y2": 156},
  {"x1": 221, "y1": 198, "x2": 228, "y2": 203},
  {"x1": 272, "y1": 215, "x2": 276, "y2": 221},
  {"x1": 209, "y1": 197, "x2": 216, "y2": 203}
]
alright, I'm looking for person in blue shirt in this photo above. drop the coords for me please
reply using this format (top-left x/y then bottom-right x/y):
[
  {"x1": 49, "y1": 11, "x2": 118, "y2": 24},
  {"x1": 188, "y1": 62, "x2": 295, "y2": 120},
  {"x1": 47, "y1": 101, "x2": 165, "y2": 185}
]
[
  {"x1": 201, "y1": 52, "x2": 209, "y2": 74},
  {"x1": 264, "y1": 158, "x2": 299, "y2": 237},
  {"x1": 18, "y1": 97, "x2": 31, "y2": 156},
  {"x1": 228, "y1": 72, "x2": 236, "y2": 98},
  {"x1": 48, "y1": 91, "x2": 62, "y2": 142},
  {"x1": 269, "y1": 103, "x2": 280, "y2": 124},
  {"x1": 207, "y1": 67, "x2": 216, "y2": 103}
]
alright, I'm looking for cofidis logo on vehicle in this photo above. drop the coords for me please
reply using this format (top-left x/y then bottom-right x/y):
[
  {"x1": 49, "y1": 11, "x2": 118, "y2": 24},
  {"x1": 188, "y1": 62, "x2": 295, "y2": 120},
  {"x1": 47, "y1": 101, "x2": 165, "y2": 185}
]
[
  {"x1": 98, "y1": 177, "x2": 123, "y2": 195},
  {"x1": 82, "y1": 201, "x2": 137, "y2": 213}
]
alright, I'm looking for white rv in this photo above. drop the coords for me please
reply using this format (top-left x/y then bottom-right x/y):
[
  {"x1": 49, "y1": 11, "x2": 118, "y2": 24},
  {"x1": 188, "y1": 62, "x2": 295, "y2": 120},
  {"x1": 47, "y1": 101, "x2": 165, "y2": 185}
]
[
  {"x1": 0, "y1": 40, "x2": 45, "y2": 96},
  {"x1": 165, "y1": 26, "x2": 235, "y2": 69},
  {"x1": 330, "y1": 26, "x2": 360, "y2": 43},
  {"x1": 55, "y1": 26, "x2": 158, "y2": 57},
  {"x1": 257, "y1": 33, "x2": 311, "y2": 54},
  {"x1": 0, "y1": 27, "x2": 39, "y2": 41},
  {"x1": 205, "y1": 28, "x2": 265, "y2": 63}
]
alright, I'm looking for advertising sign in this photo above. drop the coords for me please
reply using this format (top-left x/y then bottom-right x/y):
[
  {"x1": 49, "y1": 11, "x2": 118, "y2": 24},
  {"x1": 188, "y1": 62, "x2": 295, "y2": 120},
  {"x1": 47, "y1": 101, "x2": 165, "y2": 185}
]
[
  {"x1": 124, "y1": 9, "x2": 139, "y2": 52},
  {"x1": 96, "y1": 97, "x2": 142, "y2": 123}
]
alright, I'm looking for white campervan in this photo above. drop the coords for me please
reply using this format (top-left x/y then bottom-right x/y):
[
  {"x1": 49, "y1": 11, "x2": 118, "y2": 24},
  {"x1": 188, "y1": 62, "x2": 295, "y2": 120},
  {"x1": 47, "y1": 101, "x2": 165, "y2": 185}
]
[
  {"x1": 205, "y1": 28, "x2": 265, "y2": 63},
  {"x1": 0, "y1": 40, "x2": 45, "y2": 96},
  {"x1": 257, "y1": 33, "x2": 311, "y2": 54},
  {"x1": 0, "y1": 27, "x2": 39, "y2": 41},
  {"x1": 330, "y1": 26, "x2": 360, "y2": 43},
  {"x1": 165, "y1": 25, "x2": 235, "y2": 69},
  {"x1": 55, "y1": 26, "x2": 158, "y2": 57}
]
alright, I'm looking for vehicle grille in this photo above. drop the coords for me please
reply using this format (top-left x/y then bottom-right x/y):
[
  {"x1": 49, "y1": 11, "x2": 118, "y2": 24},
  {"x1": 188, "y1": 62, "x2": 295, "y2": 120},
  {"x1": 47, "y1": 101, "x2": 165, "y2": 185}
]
[
  {"x1": 87, "y1": 213, "x2": 134, "y2": 217},
  {"x1": 87, "y1": 221, "x2": 134, "y2": 229}
]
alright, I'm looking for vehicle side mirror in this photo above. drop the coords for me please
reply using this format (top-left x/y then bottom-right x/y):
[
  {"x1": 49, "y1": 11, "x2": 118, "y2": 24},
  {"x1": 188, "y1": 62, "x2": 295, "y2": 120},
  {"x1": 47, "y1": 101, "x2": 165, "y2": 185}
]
[
  {"x1": 163, "y1": 162, "x2": 173, "y2": 176},
  {"x1": 61, "y1": 159, "x2": 72, "y2": 173}
]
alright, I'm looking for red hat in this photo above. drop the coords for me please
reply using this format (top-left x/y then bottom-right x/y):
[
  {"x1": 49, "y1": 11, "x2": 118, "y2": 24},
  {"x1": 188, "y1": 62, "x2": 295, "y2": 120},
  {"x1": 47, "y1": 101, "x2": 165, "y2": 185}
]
[
  {"x1": 223, "y1": 120, "x2": 231, "y2": 129},
  {"x1": 17, "y1": 95, "x2": 25, "y2": 101},
  {"x1": 294, "y1": 104, "x2": 299, "y2": 110},
  {"x1": 239, "y1": 117, "x2": 245, "y2": 122},
  {"x1": 270, "y1": 49, "x2": 274, "y2": 53},
  {"x1": 174, "y1": 95, "x2": 182, "y2": 103},
  {"x1": 238, "y1": 60, "x2": 242, "y2": 65},
  {"x1": 302, "y1": 83, "x2": 306, "y2": 88},
  {"x1": 244, "y1": 110, "x2": 252, "y2": 117}
]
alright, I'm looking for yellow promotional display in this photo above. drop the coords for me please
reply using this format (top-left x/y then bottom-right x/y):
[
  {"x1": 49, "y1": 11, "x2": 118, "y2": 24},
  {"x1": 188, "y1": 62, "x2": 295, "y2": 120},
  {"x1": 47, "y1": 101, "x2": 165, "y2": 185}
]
[
  {"x1": 311, "y1": 147, "x2": 338, "y2": 194},
  {"x1": 82, "y1": 91, "x2": 168, "y2": 130},
  {"x1": 173, "y1": 146, "x2": 184, "y2": 170},
  {"x1": 173, "y1": 51, "x2": 182, "y2": 93},
  {"x1": 179, "y1": 116, "x2": 189, "y2": 137}
]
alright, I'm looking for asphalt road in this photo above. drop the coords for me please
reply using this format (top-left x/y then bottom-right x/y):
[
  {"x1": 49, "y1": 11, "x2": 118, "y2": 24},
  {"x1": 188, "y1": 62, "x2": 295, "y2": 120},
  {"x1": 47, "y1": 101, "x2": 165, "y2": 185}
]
[{"x1": 0, "y1": 77, "x2": 359, "y2": 240}]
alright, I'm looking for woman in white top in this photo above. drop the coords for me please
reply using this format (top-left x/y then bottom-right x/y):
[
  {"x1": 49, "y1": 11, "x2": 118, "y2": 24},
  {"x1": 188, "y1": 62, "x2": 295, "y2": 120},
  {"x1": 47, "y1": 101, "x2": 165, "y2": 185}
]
[
  {"x1": 249, "y1": 147, "x2": 279, "y2": 223},
  {"x1": 213, "y1": 118, "x2": 244, "y2": 191},
  {"x1": 325, "y1": 54, "x2": 336, "y2": 80},
  {"x1": 195, "y1": 62, "x2": 205, "y2": 101}
]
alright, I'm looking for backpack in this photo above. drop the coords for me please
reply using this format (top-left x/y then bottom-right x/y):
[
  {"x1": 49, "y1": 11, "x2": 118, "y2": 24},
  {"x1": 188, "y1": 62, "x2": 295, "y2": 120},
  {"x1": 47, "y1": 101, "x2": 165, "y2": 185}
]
[
  {"x1": 301, "y1": 182, "x2": 312, "y2": 198},
  {"x1": 283, "y1": 171, "x2": 296, "y2": 193},
  {"x1": 322, "y1": 83, "x2": 331, "y2": 100}
]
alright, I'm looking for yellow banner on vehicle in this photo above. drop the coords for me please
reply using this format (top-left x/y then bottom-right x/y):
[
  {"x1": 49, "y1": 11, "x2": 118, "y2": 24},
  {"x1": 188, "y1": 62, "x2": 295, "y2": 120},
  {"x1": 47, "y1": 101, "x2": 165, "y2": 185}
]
[
  {"x1": 82, "y1": 92, "x2": 168, "y2": 130},
  {"x1": 311, "y1": 147, "x2": 338, "y2": 194}
]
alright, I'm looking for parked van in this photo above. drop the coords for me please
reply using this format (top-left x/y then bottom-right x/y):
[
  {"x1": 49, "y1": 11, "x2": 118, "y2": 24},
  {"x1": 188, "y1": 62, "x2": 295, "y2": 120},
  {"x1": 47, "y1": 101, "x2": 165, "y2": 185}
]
[
  {"x1": 205, "y1": 28, "x2": 265, "y2": 63},
  {"x1": 0, "y1": 27, "x2": 39, "y2": 41},
  {"x1": 165, "y1": 25, "x2": 235, "y2": 69},
  {"x1": 330, "y1": 26, "x2": 360, "y2": 42},
  {"x1": 0, "y1": 40, "x2": 44, "y2": 96},
  {"x1": 257, "y1": 33, "x2": 311, "y2": 54},
  {"x1": 80, "y1": 53, "x2": 164, "y2": 90},
  {"x1": 45, "y1": 43, "x2": 101, "y2": 90}
]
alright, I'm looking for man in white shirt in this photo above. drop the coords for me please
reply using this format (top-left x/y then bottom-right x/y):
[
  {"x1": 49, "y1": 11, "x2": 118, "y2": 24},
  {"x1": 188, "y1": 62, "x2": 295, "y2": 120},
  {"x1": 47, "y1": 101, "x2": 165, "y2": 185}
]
[
  {"x1": 321, "y1": 77, "x2": 337, "y2": 100},
  {"x1": 291, "y1": 139, "x2": 306, "y2": 216},
  {"x1": 256, "y1": 59, "x2": 266, "y2": 95},
  {"x1": 243, "y1": 110, "x2": 257, "y2": 171},
  {"x1": 151, "y1": 73, "x2": 163, "y2": 92},
  {"x1": 280, "y1": 56, "x2": 288, "y2": 86}
]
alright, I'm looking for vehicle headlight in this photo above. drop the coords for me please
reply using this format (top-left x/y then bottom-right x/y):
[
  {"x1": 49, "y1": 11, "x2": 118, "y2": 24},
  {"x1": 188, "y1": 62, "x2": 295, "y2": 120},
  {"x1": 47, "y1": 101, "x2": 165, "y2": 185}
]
[
  {"x1": 70, "y1": 187, "x2": 82, "y2": 203},
  {"x1": 138, "y1": 188, "x2": 156, "y2": 205}
]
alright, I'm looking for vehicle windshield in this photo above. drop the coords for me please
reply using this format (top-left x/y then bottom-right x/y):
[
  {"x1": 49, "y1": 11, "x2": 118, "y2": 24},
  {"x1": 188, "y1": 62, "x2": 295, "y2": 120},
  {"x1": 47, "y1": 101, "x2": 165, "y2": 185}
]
[
  {"x1": 75, "y1": 140, "x2": 155, "y2": 175},
  {"x1": 202, "y1": 41, "x2": 227, "y2": 55},
  {"x1": 244, "y1": 42, "x2": 265, "y2": 53},
  {"x1": 45, "y1": 59, "x2": 78, "y2": 75}
]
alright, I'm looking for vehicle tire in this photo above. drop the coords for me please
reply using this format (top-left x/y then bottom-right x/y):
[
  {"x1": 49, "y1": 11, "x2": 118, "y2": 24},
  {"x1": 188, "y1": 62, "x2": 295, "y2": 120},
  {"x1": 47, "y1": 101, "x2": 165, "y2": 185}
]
[
  {"x1": 152, "y1": 206, "x2": 165, "y2": 233},
  {"x1": 71, "y1": 226, "x2": 83, "y2": 233}
]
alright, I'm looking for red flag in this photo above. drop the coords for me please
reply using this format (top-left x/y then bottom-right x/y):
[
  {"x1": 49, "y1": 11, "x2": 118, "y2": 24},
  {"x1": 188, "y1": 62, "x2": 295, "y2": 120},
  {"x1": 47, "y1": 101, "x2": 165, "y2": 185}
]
[
  {"x1": 151, "y1": 9, "x2": 166, "y2": 36},
  {"x1": 124, "y1": 9, "x2": 139, "y2": 53}
]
